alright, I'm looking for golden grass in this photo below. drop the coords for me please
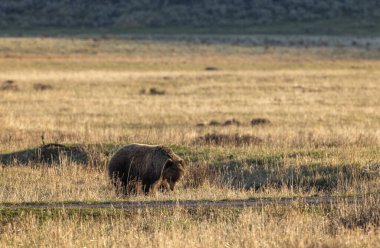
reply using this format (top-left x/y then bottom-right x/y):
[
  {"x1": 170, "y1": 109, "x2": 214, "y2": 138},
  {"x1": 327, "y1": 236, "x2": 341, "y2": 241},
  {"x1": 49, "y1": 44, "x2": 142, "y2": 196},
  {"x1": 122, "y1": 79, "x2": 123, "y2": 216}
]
[
  {"x1": 0, "y1": 164, "x2": 226, "y2": 202},
  {"x1": 0, "y1": 36, "x2": 379, "y2": 189},
  {"x1": 0, "y1": 36, "x2": 380, "y2": 247},
  {"x1": 1, "y1": 203, "x2": 380, "y2": 248},
  {"x1": 1, "y1": 64, "x2": 379, "y2": 148}
]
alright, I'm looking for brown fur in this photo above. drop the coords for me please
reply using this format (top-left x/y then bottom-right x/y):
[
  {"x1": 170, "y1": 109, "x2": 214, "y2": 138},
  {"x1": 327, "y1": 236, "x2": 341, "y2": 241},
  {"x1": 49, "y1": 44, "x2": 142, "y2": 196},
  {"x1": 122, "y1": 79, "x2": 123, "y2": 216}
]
[{"x1": 108, "y1": 144, "x2": 185, "y2": 195}]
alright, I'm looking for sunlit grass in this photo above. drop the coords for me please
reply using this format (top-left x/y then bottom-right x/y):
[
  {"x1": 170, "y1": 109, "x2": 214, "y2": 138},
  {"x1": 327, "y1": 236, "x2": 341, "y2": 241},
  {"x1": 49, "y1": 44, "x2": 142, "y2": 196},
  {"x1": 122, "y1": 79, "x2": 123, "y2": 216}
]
[{"x1": 0, "y1": 36, "x2": 380, "y2": 247}]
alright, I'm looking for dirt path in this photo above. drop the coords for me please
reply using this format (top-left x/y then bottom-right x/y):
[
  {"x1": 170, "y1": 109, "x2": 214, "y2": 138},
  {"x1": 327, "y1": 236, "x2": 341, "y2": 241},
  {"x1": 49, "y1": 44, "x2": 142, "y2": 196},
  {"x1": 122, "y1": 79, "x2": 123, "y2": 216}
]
[{"x1": 1, "y1": 195, "x2": 377, "y2": 209}]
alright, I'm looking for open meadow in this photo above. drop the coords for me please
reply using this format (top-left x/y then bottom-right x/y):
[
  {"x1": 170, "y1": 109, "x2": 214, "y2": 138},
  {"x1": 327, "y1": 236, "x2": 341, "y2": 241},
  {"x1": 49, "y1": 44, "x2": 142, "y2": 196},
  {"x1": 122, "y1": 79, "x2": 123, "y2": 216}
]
[{"x1": 0, "y1": 35, "x2": 380, "y2": 247}]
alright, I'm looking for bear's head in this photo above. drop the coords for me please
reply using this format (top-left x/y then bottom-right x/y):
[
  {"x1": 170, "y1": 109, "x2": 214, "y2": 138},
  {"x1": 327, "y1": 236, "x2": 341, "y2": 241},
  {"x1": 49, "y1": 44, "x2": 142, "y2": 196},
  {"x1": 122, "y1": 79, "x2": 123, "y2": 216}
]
[{"x1": 162, "y1": 159, "x2": 185, "y2": 191}]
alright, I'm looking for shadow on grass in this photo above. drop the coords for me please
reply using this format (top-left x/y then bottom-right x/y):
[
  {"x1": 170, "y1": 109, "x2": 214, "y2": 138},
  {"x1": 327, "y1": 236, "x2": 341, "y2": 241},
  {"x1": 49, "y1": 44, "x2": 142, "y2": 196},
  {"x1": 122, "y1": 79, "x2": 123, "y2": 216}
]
[
  {"x1": 0, "y1": 143, "x2": 88, "y2": 166},
  {"x1": 220, "y1": 161, "x2": 378, "y2": 193},
  {"x1": 183, "y1": 152, "x2": 379, "y2": 193},
  {"x1": 1, "y1": 143, "x2": 378, "y2": 194}
]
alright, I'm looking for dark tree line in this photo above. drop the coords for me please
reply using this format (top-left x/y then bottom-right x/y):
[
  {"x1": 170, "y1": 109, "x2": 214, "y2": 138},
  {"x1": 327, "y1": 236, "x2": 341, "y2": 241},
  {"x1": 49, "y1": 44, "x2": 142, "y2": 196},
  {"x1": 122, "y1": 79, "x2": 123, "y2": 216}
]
[{"x1": 0, "y1": 0, "x2": 379, "y2": 28}]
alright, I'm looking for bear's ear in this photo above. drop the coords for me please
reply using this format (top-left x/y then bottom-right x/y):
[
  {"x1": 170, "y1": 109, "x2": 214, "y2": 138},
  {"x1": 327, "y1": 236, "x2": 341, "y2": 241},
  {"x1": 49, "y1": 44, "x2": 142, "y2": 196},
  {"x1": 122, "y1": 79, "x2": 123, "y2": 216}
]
[{"x1": 164, "y1": 159, "x2": 174, "y2": 169}]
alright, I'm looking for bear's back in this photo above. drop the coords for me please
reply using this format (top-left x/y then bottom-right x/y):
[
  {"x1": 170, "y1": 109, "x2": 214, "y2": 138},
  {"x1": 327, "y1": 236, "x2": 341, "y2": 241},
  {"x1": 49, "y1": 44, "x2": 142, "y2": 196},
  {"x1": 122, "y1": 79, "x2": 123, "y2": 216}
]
[{"x1": 108, "y1": 144, "x2": 160, "y2": 177}]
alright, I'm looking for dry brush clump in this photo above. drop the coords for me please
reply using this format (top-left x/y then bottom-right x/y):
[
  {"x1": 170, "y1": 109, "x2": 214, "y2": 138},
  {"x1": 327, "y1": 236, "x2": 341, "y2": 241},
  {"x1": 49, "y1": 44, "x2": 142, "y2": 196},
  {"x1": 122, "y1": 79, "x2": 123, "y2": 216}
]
[
  {"x1": 139, "y1": 87, "x2": 166, "y2": 95},
  {"x1": 1, "y1": 80, "x2": 19, "y2": 91},
  {"x1": 33, "y1": 83, "x2": 53, "y2": 91},
  {"x1": 250, "y1": 118, "x2": 271, "y2": 126},
  {"x1": 195, "y1": 133, "x2": 263, "y2": 146},
  {"x1": 204, "y1": 66, "x2": 219, "y2": 71}
]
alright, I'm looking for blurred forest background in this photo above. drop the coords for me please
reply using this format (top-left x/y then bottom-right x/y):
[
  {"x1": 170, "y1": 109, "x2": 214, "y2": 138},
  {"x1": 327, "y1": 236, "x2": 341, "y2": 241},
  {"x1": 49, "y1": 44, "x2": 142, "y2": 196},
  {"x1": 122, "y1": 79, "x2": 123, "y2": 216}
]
[{"x1": 1, "y1": 0, "x2": 379, "y2": 34}]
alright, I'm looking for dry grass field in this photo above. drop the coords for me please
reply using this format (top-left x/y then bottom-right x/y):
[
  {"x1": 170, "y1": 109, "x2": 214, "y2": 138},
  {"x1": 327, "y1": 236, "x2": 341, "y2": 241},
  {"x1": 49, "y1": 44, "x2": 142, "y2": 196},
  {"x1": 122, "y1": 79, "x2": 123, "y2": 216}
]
[{"x1": 0, "y1": 36, "x2": 380, "y2": 247}]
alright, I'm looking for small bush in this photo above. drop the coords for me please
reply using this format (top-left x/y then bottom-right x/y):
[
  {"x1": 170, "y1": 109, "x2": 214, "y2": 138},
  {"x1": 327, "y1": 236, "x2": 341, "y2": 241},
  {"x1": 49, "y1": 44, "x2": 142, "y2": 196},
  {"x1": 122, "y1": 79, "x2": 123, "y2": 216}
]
[
  {"x1": 33, "y1": 83, "x2": 53, "y2": 91},
  {"x1": 251, "y1": 118, "x2": 271, "y2": 126},
  {"x1": 1, "y1": 80, "x2": 19, "y2": 91}
]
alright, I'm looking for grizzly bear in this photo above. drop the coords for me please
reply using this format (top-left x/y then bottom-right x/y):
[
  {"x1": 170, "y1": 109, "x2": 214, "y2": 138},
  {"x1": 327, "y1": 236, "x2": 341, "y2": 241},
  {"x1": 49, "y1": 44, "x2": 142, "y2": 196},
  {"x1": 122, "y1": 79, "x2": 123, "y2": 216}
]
[{"x1": 108, "y1": 144, "x2": 185, "y2": 195}]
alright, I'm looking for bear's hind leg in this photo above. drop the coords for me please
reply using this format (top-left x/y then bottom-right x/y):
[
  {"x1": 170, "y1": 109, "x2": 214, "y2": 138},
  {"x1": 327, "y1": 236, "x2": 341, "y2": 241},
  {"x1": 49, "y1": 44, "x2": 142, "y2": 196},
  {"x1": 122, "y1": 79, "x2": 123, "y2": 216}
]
[{"x1": 142, "y1": 183, "x2": 152, "y2": 195}]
